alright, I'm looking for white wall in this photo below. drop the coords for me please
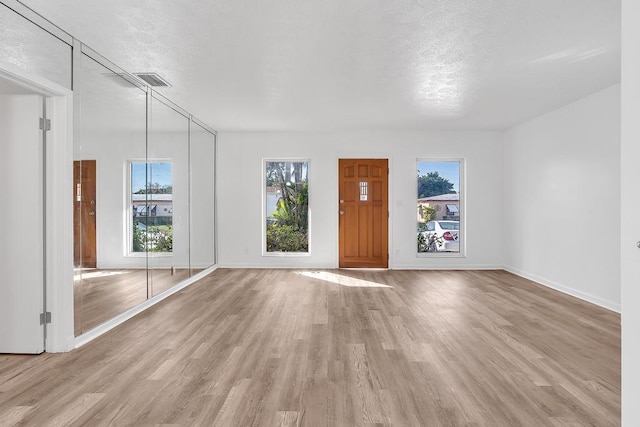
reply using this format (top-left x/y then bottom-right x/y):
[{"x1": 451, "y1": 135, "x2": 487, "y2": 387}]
[
  {"x1": 621, "y1": 0, "x2": 640, "y2": 422},
  {"x1": 503, "y1": 84, "x2": 621, "y2": 311},
  {"x1": 218, "y1": 130, "x2": 504, "y2": 269}
]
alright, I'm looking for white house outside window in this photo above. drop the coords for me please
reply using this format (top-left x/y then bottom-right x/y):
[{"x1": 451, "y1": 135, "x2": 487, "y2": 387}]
[
  {"x1": 129, "y1": 161, "x2": 174, "y2": 254},
  {"x1": 417, "y1": 160, "x2": 464, "y2": 256}
]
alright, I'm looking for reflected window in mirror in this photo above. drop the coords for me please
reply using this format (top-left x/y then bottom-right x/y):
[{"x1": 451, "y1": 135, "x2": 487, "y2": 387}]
[{"x1": 129, "y1": 161, "x2": 174, "y2": 254}]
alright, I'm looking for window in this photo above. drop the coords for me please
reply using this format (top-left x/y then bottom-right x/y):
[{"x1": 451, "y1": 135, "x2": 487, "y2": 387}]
[
  {"x1": 130, "y1": 161, "x2": 173, "y2": 253},
  {"x1": 417, "y1": 160, "x2": 463, "y2": 255},
  {"x1": 264, "y1": 160, "x2": 309, "y2": 254}
]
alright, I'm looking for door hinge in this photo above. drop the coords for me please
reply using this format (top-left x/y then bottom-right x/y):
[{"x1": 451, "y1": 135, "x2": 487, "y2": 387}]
[
  {"x1": 39, "y1": 118, "x2": 51, "y2": 131},
  {"x1": 40, "y1": 312, "x2": 52, "y2": 325}
]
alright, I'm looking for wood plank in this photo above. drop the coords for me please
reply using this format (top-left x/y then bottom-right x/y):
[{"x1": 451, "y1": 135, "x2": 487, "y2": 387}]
[{"x1": 0, "y1": 269, "x2": 620, "y2": 425}]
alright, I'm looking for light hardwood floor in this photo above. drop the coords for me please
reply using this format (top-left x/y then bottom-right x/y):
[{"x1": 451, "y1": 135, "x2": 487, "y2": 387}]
[
  {"x1": 1, "y1": 269, "x2": 620, "y2": 426},
  {"x1": 74, "y1": 268, "x2": 198, "y2": 335}
]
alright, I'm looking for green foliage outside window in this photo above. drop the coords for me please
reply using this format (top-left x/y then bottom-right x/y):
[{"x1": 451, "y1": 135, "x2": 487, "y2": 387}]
[
  {"x1": 266, "y1": 161, "x2": 309, "y2": 253},
  {"x1": 133, "y1": 220, "x2": 173, "y2": 253},
  {"x1": 417, "y1": 171, "x2": 456, "y2": 198}
]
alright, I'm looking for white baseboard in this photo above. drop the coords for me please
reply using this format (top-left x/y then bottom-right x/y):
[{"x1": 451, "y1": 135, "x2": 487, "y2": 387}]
[
  {"x1": 504, "y1": 266, "x2": 621, "y2": 313},
  {"x1": 74, "y1": 265, "x2": 218, "y2": 349},
  {"x1": 391, "y1": 264, "x2": 503, "y2": 270},
  {"x1": 218, "y1": 263, "x2": 337, "y2": 269},
  {"x1": 220, "y1": 263, "x2": 504, "y2": 270}
]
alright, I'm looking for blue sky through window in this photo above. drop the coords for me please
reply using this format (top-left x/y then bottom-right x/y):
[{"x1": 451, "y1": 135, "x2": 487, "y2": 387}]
[
  {"x1": 132, "y1": 162, "x2": 173, "y2": 193},
  {"x1": 417, "y1": 161, "x2": 460, "y2": 193}
]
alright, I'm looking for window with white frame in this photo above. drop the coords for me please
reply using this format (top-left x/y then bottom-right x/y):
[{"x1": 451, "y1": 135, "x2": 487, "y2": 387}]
[
  {"x1": 264, "y1": 160, "x2": 309, "y2": 254},
  {"x1": 129, "y1": 161, "x2": 174, "y2": 253},
  {"x1": 417, "y1": 160, "x2": 463, "y2": 255}
]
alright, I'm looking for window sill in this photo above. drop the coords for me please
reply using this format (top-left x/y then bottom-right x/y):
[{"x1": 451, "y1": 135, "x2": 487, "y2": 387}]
[
  {"x1": 127, "y1": 252, "x2": 173, "y2": 258},
  {"x1": 416, "y1": 252, "x2": 466, "y2": 258},
  {"x1": 262, "y1": 251, "x2": 311, "y2": 257}
]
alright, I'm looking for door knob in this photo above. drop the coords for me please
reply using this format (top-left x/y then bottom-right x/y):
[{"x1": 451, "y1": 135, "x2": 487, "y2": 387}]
[
  {"x1": 637, "y1": 241, "x2": 640, "y2": 249},
  {"x1": 89, "y1": 211, "x2": 96, "y2": 216},
  {"x1": 340, "y1": 200, "x2": 344, "y2": 204},
  {"x1": 339, "y1": 210, "x2": 344, "y2": 215}
]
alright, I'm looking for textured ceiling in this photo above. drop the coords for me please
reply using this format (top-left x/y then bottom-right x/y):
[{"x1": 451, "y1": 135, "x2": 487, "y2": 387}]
[{"x1": 21, "y1": 0, "x2": 620, "y2": 131}]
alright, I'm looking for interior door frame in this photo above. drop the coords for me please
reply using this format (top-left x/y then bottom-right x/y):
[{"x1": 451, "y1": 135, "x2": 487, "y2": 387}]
[
  {"x1": 336, "y1": 155, "x2": 392, "y2": 268},
  {"x1": 1, "y1": 61, "x2": 75, "y2": 352}
]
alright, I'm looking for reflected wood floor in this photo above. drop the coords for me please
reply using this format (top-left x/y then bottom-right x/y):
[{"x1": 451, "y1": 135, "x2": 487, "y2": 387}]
[
  {"x1": 1, "y1": 269, "x2": 620, "y2": 426},
  {"x1": 74, "y1": 268, "x2": 197, "y2": 335}
]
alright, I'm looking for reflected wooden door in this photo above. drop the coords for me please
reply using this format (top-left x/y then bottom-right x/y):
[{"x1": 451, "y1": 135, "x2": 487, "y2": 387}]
[
  {"x1": 73, "y1": 160, "x2": 97, "y2": 268},
  {"x1": 339, "y1": 159, "x2": 388, "y2": 268}
]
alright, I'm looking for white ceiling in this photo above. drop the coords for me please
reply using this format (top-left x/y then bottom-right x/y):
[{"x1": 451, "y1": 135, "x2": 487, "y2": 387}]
[{"x1": 22, "y1": 0, "x2": 620, "y2": 132}]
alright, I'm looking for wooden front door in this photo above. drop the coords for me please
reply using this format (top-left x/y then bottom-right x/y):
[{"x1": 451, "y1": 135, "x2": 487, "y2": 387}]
[
  {"x1": 73, "y1": 160, "x2": 97, "y2": 268},
  {"x1": 339, "y1": 159, "x2": 388, "y2": 268}
]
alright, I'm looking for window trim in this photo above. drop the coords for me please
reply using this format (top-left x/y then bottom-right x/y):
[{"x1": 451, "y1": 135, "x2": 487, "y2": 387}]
[
  {"x1": 416, "y1": 158, "x2": 466, "y2": 258},
  {"x1": 125, "y1": 159, "x2": 174, "y2": 257},
  {"x1": 262, "y1": 158, "x2": 311, "y2": 257}
]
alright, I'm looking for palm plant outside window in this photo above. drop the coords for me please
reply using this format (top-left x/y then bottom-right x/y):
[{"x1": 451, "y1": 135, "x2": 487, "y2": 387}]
[{"x1": 265, "y1": 161, "x2": 309, "y2": 253}]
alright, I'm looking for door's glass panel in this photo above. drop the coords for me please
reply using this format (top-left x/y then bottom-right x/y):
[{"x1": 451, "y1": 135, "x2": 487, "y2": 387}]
[
  {"x1": 359, "y1": 182, "x2": 368, "y2": 201},
  {"x1": 74, "y1": 52, "x2": 147, "y2": 335},
  {"x1": 264, "y1": 161, "x2": 309, "y2": 254},
  {"x1": 0, "y1": 5, "x2": 72, "y2": 89},
  {"x1": 148, "y1": 96, "x2": 190, "y2": 295},
  {"x1": 190, "y1": 122, "x2": 215, "y2": 274},
  {"x1": 417, "y1": 160, "x2": 463, "y2": 254}
]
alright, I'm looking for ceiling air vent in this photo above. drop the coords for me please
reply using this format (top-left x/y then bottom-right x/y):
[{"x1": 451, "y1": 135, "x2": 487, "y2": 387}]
[{"x1": 133, "y1": 72, "x2": 172, "y2": 87}]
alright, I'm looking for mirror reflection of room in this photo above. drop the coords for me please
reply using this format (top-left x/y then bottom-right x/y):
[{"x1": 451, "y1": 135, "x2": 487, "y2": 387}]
[{"x1": 73, "y1": 50, "x2": 216, "y2": 336}]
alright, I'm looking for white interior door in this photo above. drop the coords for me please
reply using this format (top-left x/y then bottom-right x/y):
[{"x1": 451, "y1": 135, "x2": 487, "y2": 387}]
[{"x1": 0, "y1": 81, "x2": 46, "y2": 353}]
